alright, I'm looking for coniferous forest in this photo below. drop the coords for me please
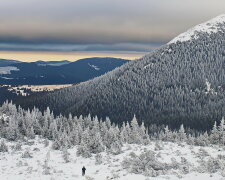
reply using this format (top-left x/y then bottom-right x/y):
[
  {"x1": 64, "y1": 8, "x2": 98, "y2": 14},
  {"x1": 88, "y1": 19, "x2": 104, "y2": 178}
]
[{"x1": 1, "y1": 101, "x2": 225, "y2": 179}]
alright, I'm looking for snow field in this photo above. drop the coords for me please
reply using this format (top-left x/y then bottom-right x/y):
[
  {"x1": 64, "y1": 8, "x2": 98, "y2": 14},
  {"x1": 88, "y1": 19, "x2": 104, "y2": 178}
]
[{"x1": 1, "y1": 137, "x2": 225, "y2": 180}]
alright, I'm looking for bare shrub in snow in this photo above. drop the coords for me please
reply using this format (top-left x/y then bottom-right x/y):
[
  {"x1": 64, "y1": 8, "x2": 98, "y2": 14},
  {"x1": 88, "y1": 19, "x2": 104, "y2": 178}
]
[
  {"x1": 156, "y1": 152, "x2": 162, "y2": 158},
  {"x1": 95, "y1": 153, "x2": 103, "y2": 165},
  {"x1": 85, "y1": 176, "x2": 94, "y2": 180},
  {"x1": 175, "y1": 150, "x2": 181, "y2": 156},
  {"x1": 25, "y1": 140, "x2": 35, "y2": 146},
  {"x1": 21, "y1": 149, "x2": 32, "y2": 158},
  {"x1": 43, "y1": 151, "x2": 51, "y2": 175},
  {"x1": 180, "y1": 157, "x2": 190, "y2": 174},
  {"x1": 16, "y1": 160, "x2": 23, "y2": 167},
  {"x1": 170, "y1": 157, "x2": 180, "y2": 169},
  {"x1": 14, "y1": 142, "x2": 22, "y2": 151},
  {"x1": 44, "y1": 139, "x2": 49, "y2": 147},
  {"x1": 62, "y1": 147, "x2": 70, "y2": 163},
  {"x1": 154, "y1": 141, "x2": 163, "y2": 151},
  {"x1": 197, "y1": 148, "x2": 209, "y2": 158},
  {"x1": 33, "y1": 147, "x2": 40, "y2": 151},
  {"x1": 122, "y1": 150, "x2": 167, "y2": 177},
  {"x1": 110, "y1": 141, "x2": 122, "y2": 155},
  {"x1": 197, "y1": 156, "x2": 222, "y2": 174},
  {"x1": 0, "y1": 140, "x2": 8, "y2": 152},
  {"x1": 51, "y1": 140, "x2": 60, "y2": 150}
]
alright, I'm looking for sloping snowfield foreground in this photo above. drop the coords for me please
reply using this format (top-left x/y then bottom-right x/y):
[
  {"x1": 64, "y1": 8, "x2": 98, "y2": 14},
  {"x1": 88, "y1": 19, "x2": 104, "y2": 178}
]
[{"x1": 0, "y1": 136, "x2": 225, "y2": 180}]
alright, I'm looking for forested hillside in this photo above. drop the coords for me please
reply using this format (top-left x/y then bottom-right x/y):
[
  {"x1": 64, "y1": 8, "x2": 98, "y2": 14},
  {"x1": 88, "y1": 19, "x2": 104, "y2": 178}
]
[{"x1": 16, "y1": 15, "x2": 225, "y2": 131}]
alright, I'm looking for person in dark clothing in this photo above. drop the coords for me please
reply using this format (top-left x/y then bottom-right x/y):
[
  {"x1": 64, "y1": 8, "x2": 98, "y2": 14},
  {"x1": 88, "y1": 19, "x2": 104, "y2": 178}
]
[{"x1": 82, "y1": 166, "x2": 86, "y2": 176}]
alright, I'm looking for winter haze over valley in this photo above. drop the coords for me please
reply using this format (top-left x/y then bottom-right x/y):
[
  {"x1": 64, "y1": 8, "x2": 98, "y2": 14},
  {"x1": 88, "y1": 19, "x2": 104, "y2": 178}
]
[{"x1": 0, "y1": 1, "x2": 225, "y2": 180}]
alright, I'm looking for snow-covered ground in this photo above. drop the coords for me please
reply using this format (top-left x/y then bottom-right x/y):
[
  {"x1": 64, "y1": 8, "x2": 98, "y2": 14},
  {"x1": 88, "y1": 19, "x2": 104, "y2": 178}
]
[
  {"x1": 0, "y1": 66, "x2": 19, "y2": 75},
  {"x1": 0, "y1": 137, "x2": 225, "y2": 180}
]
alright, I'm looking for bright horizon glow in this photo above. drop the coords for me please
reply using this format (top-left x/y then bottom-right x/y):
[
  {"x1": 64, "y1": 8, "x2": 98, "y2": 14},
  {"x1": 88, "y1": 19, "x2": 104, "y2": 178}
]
[{"x1": 0, "y1": 51, "x2": 146, "y2": 62}]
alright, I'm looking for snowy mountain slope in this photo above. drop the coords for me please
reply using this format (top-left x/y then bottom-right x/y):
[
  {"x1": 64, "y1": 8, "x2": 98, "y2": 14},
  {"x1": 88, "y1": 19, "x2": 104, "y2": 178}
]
[
  {"x1": 169, "y1": 14, "x2": 225, "y2": 44},
  {"x1": 17, "y1": 14, "x2": 225, "y2": 131},
  {"x1": 1, "y1": 137, "x2": 225, "y2": 180}
]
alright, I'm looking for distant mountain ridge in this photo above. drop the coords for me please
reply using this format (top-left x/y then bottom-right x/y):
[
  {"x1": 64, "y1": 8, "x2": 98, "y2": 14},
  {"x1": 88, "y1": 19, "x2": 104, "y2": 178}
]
[
  {"x1": 0, "y1": 59, "x2": 21, "y2": 67},
  {"x1": 0, "y1": 57, "x2": 129, "y2": 85},
  {"x1": 17, "y1": 14, "x2": 225, "y2": 131}
]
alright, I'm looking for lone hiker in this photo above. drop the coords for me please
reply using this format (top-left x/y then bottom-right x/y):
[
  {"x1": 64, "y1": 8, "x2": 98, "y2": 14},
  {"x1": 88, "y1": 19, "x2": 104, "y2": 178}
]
[{"x1": 82, "y1": 166, "x2": 86, "y2": 176}]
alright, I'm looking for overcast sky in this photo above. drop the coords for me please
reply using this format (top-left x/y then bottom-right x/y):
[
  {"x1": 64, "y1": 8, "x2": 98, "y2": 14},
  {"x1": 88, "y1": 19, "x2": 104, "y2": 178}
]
[{"x1": 0, "y1": 0, "x2": 224, "y2": 61}]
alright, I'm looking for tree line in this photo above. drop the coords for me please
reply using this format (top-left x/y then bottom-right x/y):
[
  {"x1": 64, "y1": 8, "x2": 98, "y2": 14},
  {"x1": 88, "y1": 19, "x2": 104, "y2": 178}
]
[{"x1": 1, "y1": 101, "x2": 225, "y2": 157}]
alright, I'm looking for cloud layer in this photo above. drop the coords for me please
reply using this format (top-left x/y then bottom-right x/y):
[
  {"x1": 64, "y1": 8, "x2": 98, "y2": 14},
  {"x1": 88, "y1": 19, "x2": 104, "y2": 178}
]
[{"x1": 0, "y1": 0, "x2": 224, "y2": 52}]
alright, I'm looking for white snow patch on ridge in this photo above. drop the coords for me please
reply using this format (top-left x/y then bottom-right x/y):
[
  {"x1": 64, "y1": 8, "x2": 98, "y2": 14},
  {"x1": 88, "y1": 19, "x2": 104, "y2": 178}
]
[
  {"x1": 88, "y1": 63, "x2": 100, "y2": 71},
  {"x1": 0, "y1": 66, "x2": 19, "y2": 74},
  {"x1": 169, "y1": 14, "x2": 225, "y2": 44}
]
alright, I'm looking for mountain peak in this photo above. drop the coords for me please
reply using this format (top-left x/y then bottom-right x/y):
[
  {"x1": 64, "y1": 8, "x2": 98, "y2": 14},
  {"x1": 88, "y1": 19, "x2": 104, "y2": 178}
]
[{"x1": 169, "y1": 14, "x2": 225, "y2": 44}]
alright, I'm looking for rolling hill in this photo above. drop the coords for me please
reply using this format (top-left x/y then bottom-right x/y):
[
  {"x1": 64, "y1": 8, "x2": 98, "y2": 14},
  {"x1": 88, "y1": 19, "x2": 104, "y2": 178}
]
[
  {"x1": 0, "y1": 57, "x2": 129, "y2": 85},
  {"x1": 0, "y1": 59, "x2": 21, "y2": 67},
  {"x1": 16, "y1": 14, "x2": 225, "y2": 130}
]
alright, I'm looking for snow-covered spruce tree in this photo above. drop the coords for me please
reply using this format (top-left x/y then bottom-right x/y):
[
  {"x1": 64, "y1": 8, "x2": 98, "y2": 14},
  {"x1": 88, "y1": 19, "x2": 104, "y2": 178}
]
[
  {"x1": 48, "y1": 120, "x2": 58, "y2": 140},
  {"x1": 5, "y1": 117, "x2": 19, "y2": 141},
  {"x1": 88, "y1": 117, "x2": 105, "y2": 154},
  {"x1": 77, "y1": 140, "x2": 92, "y2": 158},
  {"x1": 104, "y1": 126, "x2": 122, "y2": 153},
  {"x1": 160, "y1": 125, "x2": 173, "y2": 142},
  {"x1": 120, "y1": 122, "x2": 129, "y2": 144},
  {"x1": 218, "y1": 117, "x2": 225, "y2": 145},
  {"x1": 186, "y1": 134, "x2": 195, "y2": 145},
  {"x1": 99, "y1": 120, "x2": 109, "y2": 143},
  {"x1": 77, "y1": 128, "x2": 92, "y2": 157},
  {"x1": 210, "y1": 121, "x2": 219, "y2": 144},
  {"x1": 26, "y1": 126, "x2": 35, "y2": 139},
  {"x1": 89, "y1": 132, "x2": 105, "y2": 154},
  {"x1": 177, "y1": 124, "x2": 187, "y2": 142},
  {"x1": 41, "y1": 107, "x2": 54, "y2": 138},
  {"x1": 129, "y1": 115, "x2": 143, "y2": 144},
  {"x1": 69, "y1": 123, "x2": 80, "y2": 146},
  {"x1": 139, "y1": 122, "x2": 150, "y2": 145}
]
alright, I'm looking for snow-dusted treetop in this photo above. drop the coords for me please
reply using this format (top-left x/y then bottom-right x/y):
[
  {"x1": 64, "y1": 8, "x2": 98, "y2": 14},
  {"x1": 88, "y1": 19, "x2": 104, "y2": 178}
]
[{"x1": 169, "y1": 14, "x2": 225, "y2": 44}]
